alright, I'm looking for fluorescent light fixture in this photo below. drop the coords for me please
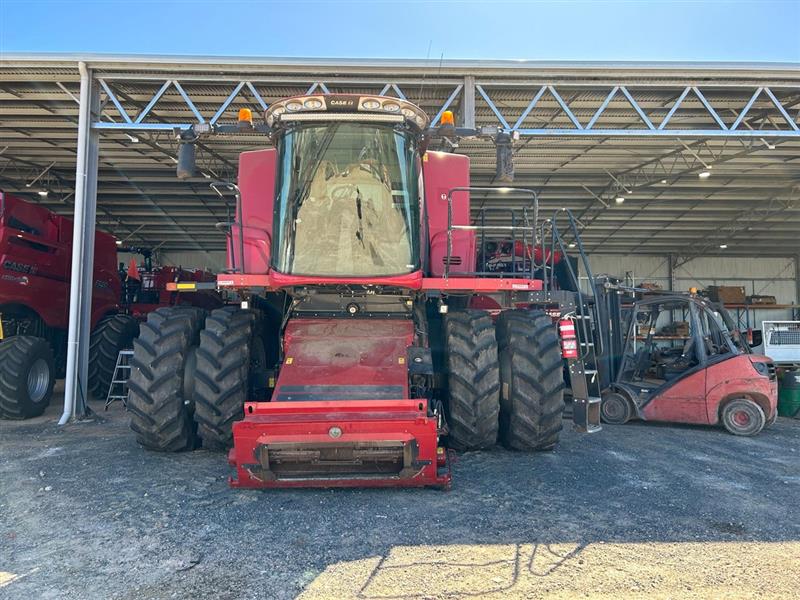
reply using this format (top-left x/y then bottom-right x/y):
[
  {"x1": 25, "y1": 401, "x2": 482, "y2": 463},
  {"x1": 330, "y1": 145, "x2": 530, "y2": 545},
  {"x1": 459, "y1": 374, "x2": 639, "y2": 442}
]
[
  {"x1": 719, "y1": 244, "x2": 728, "y2": 249},
  {"x1": 661, "y1": 179, "x2": 667, "y2": 184},
  {"x1": 568, "y1": 242, "x2": 577, "y2": 249},
  {"x1": 115, "y1": 240, "x2": 123, "y2": 246},
  {"x1": 126, "y1": 133, "x2": 139, "y2": 143},
  {"x1": 615, "y1": 196, "x2": 625, "y2": 204},
  {"x1": 37, "y1": 190, "x2": 49, "y2": 197},
  {"x1": 627, "y1": 189, "x2": 632, "y2": 194},
  {"x1": 698, "y1": 170, "x2": 711, "y2": 179}
]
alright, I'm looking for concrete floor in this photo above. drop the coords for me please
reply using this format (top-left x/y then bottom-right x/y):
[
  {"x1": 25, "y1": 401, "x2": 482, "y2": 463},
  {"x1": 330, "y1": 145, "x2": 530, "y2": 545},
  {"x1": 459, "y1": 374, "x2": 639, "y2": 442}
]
[{"x1": 1, "y1": 387, "x2": 799, "y2": 599}]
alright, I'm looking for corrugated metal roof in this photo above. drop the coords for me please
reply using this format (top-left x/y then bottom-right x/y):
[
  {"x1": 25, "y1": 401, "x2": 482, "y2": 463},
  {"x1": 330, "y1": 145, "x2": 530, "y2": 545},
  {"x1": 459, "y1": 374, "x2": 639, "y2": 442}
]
[{"x1": 0, "y1": 54, "x2": 799, "y2": 257}]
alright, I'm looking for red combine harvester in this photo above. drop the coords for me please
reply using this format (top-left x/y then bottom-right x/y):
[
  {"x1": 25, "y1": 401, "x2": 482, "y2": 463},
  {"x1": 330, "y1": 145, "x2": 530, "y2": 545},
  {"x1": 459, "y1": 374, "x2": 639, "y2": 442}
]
[
  {"x1": 128, "y1": 95, "x2": 603, "y2": 489},
  {"x1": 0, "y1": 191, "x2": 139, "y2": 418}
]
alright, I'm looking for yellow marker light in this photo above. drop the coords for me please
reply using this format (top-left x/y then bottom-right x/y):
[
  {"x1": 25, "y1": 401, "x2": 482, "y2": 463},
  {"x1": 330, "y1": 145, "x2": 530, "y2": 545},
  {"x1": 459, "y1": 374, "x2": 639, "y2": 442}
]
[
  {"x1": 238, "y1": 108, "x2": 253, "y2": 124},
  {"x1": 175, "y1": 283, "x2": 196, "y2": 290},
  {"x1": 285, "y1": 357, "x2": 294, "y2": 365},
  {"x1": 398, "y1": 357, "x2": 406, "y2": 364},
  {"x1": 440, "y1": 110, "x2": 455, "y2": 126}
]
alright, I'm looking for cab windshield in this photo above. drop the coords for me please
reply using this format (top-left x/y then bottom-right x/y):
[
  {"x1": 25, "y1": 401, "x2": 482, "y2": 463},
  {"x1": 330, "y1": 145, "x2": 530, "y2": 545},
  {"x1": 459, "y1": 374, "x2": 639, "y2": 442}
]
[{"x1": 273, "y1": 123, "x2": 420, "y2": 277}]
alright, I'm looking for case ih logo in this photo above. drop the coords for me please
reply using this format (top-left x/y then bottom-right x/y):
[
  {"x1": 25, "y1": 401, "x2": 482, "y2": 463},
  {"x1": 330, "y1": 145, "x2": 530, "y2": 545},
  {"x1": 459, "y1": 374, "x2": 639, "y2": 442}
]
[
  {"x1": 327, "y1": 96, "x2": 357, "y2": 110},
  {"x1": 3, "y1": 260, "x2": 37, "y2": 275}
]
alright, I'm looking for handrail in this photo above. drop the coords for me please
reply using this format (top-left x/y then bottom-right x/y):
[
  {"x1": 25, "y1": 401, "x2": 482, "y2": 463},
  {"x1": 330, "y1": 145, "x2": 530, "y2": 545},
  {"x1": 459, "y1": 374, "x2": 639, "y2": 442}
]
[
  {"x1": 210, "y1": 181, "x2": 245, "y2": 273},
  {"x1": 549, "y1": 208, "x2": 603, "y2": 359},
  {"x1": 445, "y1": 186, "x2": 538, "y2": 278}
]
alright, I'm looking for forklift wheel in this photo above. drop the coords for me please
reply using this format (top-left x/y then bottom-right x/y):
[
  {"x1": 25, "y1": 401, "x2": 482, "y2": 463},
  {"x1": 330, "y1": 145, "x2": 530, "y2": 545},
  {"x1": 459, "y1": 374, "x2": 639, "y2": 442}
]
[
  {"x1": 721, "y1": 399, "x2": 766, "y2": 437},
  {"x1": 600, "y1": 392, "x2": 633, "y2": 425}
]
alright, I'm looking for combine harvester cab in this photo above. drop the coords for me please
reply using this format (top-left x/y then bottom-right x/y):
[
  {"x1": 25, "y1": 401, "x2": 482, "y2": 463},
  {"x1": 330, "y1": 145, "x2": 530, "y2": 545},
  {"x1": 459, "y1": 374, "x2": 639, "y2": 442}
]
[{"x1": 139, "y1": 95, "x2": 603, "y2": 489}]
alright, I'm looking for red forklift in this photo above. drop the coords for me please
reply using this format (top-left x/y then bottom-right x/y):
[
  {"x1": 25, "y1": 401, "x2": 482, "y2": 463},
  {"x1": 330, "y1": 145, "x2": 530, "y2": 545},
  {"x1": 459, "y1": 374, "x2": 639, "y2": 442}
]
[{"x1": 595, "y1": 284, "x2": 778, "y2": 436}]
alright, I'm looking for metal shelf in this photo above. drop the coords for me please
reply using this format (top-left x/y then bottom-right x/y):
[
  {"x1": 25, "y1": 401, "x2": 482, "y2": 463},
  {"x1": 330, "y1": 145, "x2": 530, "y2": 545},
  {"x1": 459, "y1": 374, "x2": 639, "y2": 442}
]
[{"x1": 723, "y1": 304, "x2": 800, "y2": 330}]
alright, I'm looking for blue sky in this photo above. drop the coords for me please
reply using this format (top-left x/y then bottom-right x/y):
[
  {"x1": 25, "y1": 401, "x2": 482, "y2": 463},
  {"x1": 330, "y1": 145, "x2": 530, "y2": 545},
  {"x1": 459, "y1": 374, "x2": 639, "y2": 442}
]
[{"x1": 0, "y1": 0, "x2": 798, "y2": 62}]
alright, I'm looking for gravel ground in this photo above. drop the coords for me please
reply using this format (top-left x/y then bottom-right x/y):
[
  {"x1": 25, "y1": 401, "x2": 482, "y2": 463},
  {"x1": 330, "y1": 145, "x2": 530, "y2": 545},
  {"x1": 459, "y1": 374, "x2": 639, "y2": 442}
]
[{"x1": 1, "y1": 387, "x2": 799, "y2": 599}]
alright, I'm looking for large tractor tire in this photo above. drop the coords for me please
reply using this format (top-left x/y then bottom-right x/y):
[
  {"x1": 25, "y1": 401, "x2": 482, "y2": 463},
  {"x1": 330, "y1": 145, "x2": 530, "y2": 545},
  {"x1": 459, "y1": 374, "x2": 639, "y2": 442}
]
[
  {"x1": 444, "y1": 309, "x2": 500, "y2": 451},
  {"x1": 88, "y1": 313, "x2": 140, "y2": 401},
  {"x1": 495, "y1": 309, "x2": 564, "y2": 451},
  {"x1": 0, "y1": 336, "x2": 55, "y2": 420},
  {"x1": 127, "y1": 307, "x2": 205, "y2": 451},
  {"x1": 194, "y1": 307, "x2": 259, "y2": 451}
]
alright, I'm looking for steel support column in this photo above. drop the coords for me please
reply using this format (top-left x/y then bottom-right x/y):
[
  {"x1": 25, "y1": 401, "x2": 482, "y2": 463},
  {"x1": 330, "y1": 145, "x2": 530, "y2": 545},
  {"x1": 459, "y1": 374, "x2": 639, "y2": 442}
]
[
  {"x1": 60, "y1": 62, "x2": 100, "y2": 424},
  {"x1": 461, "y1": 75, "x2": 475, "y2": 129}
]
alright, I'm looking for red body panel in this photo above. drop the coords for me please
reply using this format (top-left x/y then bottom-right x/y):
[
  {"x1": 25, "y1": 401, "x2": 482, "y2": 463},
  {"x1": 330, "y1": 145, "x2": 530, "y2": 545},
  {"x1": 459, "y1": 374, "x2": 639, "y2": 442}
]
[
  {"x1": 128, "y1": 266, "x2": 221, "y2": 320},
  {"x1": 229, "y1": 399, "x2": 449, "y2": 489},
  {"x1": 421, "y1": 277, "x2": 543, "y2": 291},
  {"x1": 0, "y1": 191, "x2": 121, "y2": 330},
  {"x1": 640, "y1": 355, "x2": 778, "y2": 425},
  {"x1": 229, "y1": 318, "x2": 449, "y2": 489},
  {"x1": 640, "y1": 369, "x2": 708, "y2": 424},
  {"x1": 705, "y1": 355, "x2": 778, "y2": 423},
  {"x1": 423, "y1": 152, "x2": 476, "y2": 276},
  {"x1": 430, "y1": 230, "x2": 477, "y2": 277},
  {"x1": 217, "y1": 272, "x2": 543, "y2": 293},
  {"x1": 265, "y1": 270, "x2": 424, "y2": 290},
  {"x1": 230, "y1": 149, "x2": 276, "y2": 274},
  {"x1": 277, "y1": 319, "x2": 413, "y2": 396}
]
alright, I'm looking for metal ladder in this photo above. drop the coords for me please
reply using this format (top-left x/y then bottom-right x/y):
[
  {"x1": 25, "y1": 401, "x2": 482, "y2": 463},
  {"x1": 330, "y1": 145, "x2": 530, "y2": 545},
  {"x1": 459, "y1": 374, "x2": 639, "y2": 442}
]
[
  {"x1": 567, "y1": 314, "x2": 603, "y2": 433},
  {"x1": 543, "y1": 209, "x2": 604, "y2": 433},
  {"x1": 105, "y1": 350, "x2": 134, "y2": 410}
]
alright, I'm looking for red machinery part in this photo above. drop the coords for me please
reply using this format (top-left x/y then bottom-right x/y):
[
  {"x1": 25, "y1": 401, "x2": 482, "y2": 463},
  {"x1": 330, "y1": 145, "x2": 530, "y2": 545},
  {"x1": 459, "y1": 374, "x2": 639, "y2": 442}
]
[
  {"x1": 228, "y1": 318, "x2": 450, "y2": 489},
  {"x1": 229, "y1": 399, "x2": 450, "y2": 489},
  {"x1": 0, "y1": 191, "x2": 122, "y2": 331}
]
